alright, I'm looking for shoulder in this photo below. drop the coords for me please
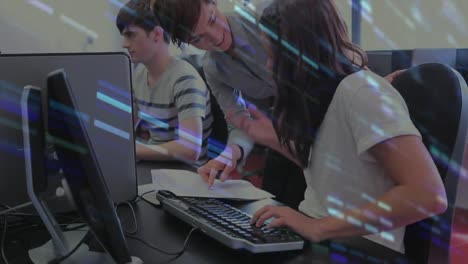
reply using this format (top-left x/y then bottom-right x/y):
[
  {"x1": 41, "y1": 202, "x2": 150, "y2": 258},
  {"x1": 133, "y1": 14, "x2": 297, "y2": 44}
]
[
  {"x1": 132, "y1": 64, "x2": 147, "y2": 80},
  {"x1": 132, "y1": 64, "x2": 148, "y2": 90},
  {"x1": 332, "y1": 70, "x2": 414, "y2": 129},
  {"x1": 201, "y1": 52, "x2": 222, "y2": 81},
  {"x1": 171, "y1": 58, "x2": 201, "y2": 77},
  {"x1": 337, "y1": 70, "x2": 390, "y2": 94},
  {"x1": 335, "y1": 70, "x2": 403, "y2": 106},
  {"x1": 169, "y1": 58, "x2": 204, "y2": 84},
  {"x1": 168, "y1": 58, "x2": 207, "y2": 91}
]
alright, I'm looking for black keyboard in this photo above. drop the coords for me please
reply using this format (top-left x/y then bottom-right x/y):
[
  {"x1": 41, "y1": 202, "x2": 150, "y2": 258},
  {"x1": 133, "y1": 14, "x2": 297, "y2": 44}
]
[{"x1": 156, "y1": 190, "x2": 304, "y2": 253}]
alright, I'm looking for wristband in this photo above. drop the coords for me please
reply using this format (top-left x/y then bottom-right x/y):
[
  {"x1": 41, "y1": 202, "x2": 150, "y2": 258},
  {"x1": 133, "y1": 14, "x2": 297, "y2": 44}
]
[{"x1": 235, "y1": 145, "x2": 244, "y2": 163}]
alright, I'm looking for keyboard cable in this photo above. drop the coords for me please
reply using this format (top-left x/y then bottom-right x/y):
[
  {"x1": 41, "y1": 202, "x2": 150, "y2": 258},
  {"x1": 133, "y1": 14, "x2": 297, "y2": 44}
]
[
  {"x1": 125, "y1": 227, "x2": 199, "y2": 256},
  {"x1": 117, "y1": 200, "x2": 199, "y2": 256},
  {"x1": 1, "y1": 206, "x2": 10, "y2": 264}
]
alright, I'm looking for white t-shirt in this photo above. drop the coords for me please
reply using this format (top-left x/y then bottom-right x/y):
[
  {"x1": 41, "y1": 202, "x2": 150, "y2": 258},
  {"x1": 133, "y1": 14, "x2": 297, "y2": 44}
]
[{"x1": 298, "y1": 70, "x2": 421, "y2": 253}]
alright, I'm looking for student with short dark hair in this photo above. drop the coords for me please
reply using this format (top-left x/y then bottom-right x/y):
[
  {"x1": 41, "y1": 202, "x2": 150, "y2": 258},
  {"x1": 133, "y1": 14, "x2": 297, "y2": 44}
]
[
  {"x1": 116, "y1": 0, "x2": 213, "y2": 164},
  {"x1": 229, "y1": 0, "x2": 447, "y2": 253},
  {"x1": 152, "y1": 0, "x2": 405, "y2": 209},
  {"x1": 153, "y1": 0, "x2": 307, "y2": 207}
]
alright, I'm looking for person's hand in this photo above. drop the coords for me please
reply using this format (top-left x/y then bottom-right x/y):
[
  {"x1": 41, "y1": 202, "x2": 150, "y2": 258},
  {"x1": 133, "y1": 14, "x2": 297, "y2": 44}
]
[
  {"x1": 250, "y1": 205, "x2": 322, "y2": 242},
  {"x1": 227, "y1": 105, "x2": 276, "y2": 146},
  {"x1": 197, "y1": 144, "x2": 242, "y2": 188},
  {"x1": 385, "y1": 69, "x2": 406, "y2": 83}
]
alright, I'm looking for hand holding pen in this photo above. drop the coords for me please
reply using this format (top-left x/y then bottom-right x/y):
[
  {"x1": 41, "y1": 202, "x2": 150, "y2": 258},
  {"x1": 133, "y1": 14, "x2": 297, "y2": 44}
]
[{"x1": 197, "y1": 144, "x2": 244, "y2": 188}]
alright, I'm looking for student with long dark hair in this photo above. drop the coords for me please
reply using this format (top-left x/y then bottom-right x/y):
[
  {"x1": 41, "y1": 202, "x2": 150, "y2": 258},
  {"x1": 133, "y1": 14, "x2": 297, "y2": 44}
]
[
  {"x1": 229, "y1": 0, "x2": 447, "y2": 253},
  {"x1": 151, "y1": 0, "x2": 402, "y2": 209},
  {"x1": 152, "y1": 0, "x2": 308, "y2": 208}
]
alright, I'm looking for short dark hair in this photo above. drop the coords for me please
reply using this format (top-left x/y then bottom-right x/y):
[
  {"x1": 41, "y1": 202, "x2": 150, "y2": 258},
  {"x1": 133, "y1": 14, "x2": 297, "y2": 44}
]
[
  {"x1": 152, "y1": 0, "x2": 211, "y2": 47},
  {"x1": 116, "y1": 0, "x2": 170, "y2": 43}
]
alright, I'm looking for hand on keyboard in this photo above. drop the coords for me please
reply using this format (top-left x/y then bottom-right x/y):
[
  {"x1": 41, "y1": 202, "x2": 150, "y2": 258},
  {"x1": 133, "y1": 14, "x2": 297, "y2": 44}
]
[
  {"x1": 183, "y1": 198, "x2": 303, "y2": 245},
  {"x1": 156, "y1": 191, "x2": 305, "y2": 253},
  {"x1": 251, "y1": 205, "x2": 317, "y2": 242}
]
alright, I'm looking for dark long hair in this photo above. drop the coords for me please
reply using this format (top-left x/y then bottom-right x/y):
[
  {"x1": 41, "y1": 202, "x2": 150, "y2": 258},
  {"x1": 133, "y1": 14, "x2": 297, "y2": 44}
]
[{"x1": 260, "y1": 0, "x2": 368, "y2": 167}]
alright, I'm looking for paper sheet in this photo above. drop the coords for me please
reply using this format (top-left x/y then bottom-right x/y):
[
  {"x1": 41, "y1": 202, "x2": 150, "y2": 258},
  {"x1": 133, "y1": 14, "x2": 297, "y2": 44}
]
[{"x1": 151, "y1": 169, "x2": 275, "y2": 201}]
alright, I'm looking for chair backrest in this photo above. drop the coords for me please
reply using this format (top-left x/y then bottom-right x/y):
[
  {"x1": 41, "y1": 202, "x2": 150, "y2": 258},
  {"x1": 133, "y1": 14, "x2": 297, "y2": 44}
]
[
  {"x1": 367, "y1": 48, "x2": 468, "y2": 88},
  {"x1": 391, "y1": 63, "x2": 468, "y2": 263},
  {"x1": 181, "y1": 54, "x2": 228, "y2": 157}
]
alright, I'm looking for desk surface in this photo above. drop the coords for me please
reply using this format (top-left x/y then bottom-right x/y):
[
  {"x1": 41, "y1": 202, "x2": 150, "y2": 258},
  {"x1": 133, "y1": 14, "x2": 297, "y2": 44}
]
[
  {"x1": 130, "y1": 161, "x2": 411, "y2": 264},
  {"x1": 7, "y1": 161, "x2": 411, "y2": 264}
]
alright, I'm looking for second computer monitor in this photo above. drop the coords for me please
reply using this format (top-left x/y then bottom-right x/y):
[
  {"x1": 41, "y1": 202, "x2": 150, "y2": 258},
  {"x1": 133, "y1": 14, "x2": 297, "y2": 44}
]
[
  {"x1": 47, "y1": 69, "x2": 136, "y2": 263},
  {"x1": 0, "y1": 53, "x2": 137, "y2": 207}
]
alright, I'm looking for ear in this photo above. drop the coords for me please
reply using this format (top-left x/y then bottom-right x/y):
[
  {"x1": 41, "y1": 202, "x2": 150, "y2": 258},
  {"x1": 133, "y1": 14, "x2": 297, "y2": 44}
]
[{"x1": 152, "y1": 26, "x2": 165, "y2": 43}]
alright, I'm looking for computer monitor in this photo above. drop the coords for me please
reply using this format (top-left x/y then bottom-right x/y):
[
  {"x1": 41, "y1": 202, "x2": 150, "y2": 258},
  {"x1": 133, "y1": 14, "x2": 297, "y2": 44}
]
[
  {"x1": 22, "y1": 69, "x2": 141, "y2": 263},
  {"x1": 0, "y1": 52, "x2": 137, "y2": 209},
  {"x1": 366, "y1": 50, "x2": 393, "y2": 77}
]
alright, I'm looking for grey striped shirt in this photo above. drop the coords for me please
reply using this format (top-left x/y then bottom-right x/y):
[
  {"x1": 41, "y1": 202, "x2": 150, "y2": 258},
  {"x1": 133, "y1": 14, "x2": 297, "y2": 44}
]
[{"x1": 133, "y1": 58, "x2": 213, "y2": 162}]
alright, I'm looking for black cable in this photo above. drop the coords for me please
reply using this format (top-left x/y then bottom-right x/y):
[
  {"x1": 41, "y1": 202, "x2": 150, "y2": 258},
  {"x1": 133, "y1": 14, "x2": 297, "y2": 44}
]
[
  {"x1": 0, "y1": 214, "x2": 84, "y2": 235},
  {"x1": 1, "y1": 215, "x2": 9, "y2": 264},
  {"x1": 0, "y1": 202, "x2": 83, "y2": 227},
  {"x1": 0, "y1": 205, "x2": 10, "y2": 264},
  {"x1": 117, "y1": 197, "x2": 198, "y2": 257},
  {"x1": 125, "y1": 227, "x2": 198, "y2": 256},
  {"x1": 137, "y1": 190, "x2": 162, "y2": 208},
  {"x1": 48, "y1": 231, "x2": 92, "y2": 264},
  {"x1": 118, "y1": 193, "x2": 198, "y2": 257},
  {"x1": 5, "y1": 212, "x2": 82, "y2": 222},
  {"x1": 137, "y1": 190, "x2": 155, "y2": 201},
  {"x1": 136, "y1": 190, "x2": 155, "y2": 202}
]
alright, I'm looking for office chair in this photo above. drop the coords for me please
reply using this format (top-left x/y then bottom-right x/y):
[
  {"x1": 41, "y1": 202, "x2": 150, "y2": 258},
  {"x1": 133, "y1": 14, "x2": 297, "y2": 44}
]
[
  {"x1": 391, "y1": 63, "x2": 468, "y2": 264},
  {"x1": 455, "y1": 49, "x2": 468, "y2": 87},
  {"x1": 387, "y1": 48, "x2": 468, "y2": 86}
]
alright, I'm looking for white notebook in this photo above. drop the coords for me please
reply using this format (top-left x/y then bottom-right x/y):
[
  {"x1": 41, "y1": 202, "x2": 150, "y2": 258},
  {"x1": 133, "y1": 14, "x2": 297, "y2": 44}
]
[{"x1": 151, "y1": 169, "x2": 275, "y2": 201}]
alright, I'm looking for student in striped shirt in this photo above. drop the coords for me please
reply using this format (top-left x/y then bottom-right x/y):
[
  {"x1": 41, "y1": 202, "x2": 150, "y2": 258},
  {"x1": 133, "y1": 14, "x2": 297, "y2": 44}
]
[{"x1": 116, "y1": 0, "x2": 213, "y2": 164}]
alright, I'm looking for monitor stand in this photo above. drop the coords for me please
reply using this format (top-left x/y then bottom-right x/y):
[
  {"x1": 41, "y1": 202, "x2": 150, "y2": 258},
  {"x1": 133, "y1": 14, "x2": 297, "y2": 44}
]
[
  {"x1": 25, "y1": 189, "x2": 143, "y2": 264},
  {"x1": 28, "y1": 229, "x2": 111, "y2": 264}
]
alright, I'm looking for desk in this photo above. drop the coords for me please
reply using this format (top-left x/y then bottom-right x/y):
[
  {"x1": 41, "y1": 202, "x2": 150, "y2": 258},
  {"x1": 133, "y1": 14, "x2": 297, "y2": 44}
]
[
  {"x1": 131, "y1": 161, "x2": 411, "y2": 264},
  {"x1": 5, "y1": 162, "x2": 412, "y2": 264}
]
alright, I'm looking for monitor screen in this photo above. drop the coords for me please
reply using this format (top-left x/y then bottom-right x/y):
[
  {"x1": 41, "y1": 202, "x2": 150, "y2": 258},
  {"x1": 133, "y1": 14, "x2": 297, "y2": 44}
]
[
  {"x1": 0, "y1": 53, "x2": 137, "y2": 208},
  {"x1": 46, "y1": 69, "x2": 132, "y2": 263}
]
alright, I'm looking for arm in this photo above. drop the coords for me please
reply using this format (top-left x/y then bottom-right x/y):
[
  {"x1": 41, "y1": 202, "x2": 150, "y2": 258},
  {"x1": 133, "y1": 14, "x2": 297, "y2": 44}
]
[
  {"x1": 252, "y1": 135, "x2": 447, "y2": 242},
  {"x1": 136, "y1": 64, "x2": 208, "y2": 163},
  {"x1": 136, "y1": 116, "x2": 203, "y2": 162},
  {"x1": 385, "y1": 69, "x2": 406, "y2": 83},
  {"x1": 133, "y1": 93, "x2": 150, "y2": 141},
  {"x1": 209, "y1": 75, "x2": 254, "y2": 159},
  {"x1": 198, "y1": 75, "x2": 254, "y2": 186},
  {"x1": 251, "y1": 76, "x2": 447, "y2": 242},
  {"x1": 309, "y1": 135, "x2": 447, "y2": 240},
  {"x1": 227, "y1": 105, "x2": 302, "y2": 167},
  {"x1": 364, "y1": 67, "x2": 405, "y2": 83}
]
